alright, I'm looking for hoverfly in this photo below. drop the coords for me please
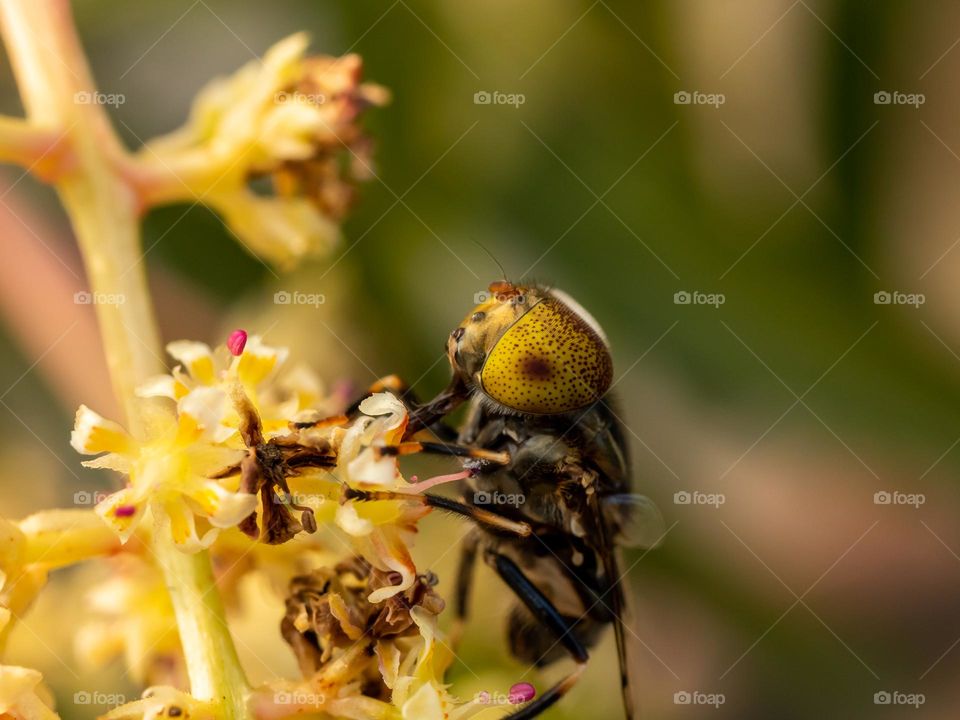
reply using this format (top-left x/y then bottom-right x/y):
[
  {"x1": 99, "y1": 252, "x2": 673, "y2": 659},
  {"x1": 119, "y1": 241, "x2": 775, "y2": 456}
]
[{"x1": 349, "y1": 280, "x2": 663, "y2": 719}]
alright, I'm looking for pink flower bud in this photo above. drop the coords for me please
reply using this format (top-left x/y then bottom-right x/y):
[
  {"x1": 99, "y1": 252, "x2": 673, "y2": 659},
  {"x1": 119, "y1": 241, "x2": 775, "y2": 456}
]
[{"x1": 227, "y1": 329, "x2": 248, "y2": 356}]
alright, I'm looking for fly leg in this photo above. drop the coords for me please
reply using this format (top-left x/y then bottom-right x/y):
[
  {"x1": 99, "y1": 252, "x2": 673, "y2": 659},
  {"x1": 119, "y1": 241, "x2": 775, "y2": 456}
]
[
  {"x1": 487, "y1": 550, "x2": 589, "y2": 720},
  {"x1": 342, "y1": 487, "x2": 532, "y2": 537},
  {"x1": 375, "y1": 440, "x2": 508, "y2": 464}
]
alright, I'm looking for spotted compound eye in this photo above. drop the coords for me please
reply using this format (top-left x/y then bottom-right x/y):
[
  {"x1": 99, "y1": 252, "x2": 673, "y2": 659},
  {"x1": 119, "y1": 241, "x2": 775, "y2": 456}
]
[{"x1": 480, "y1": 298, "x2": 613, "y2": 414}]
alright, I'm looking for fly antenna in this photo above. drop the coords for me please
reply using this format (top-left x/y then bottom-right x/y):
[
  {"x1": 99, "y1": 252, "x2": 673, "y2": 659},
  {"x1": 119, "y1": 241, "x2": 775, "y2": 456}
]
[{"x1": 471, "y1": 239, "x2": 508, "y2": 282}]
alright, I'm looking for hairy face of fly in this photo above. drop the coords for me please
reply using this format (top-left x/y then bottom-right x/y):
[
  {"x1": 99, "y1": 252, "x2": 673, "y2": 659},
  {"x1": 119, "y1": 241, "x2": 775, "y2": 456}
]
[{"x1": 447, "y1": 282, "x2": 614, "y2": 416}]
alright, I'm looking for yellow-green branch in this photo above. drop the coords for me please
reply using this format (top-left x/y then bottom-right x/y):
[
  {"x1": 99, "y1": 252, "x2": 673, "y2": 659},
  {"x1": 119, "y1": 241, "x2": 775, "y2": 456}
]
[{"x1": 0, "y1": 1, "x2": 251, "y2": 716}]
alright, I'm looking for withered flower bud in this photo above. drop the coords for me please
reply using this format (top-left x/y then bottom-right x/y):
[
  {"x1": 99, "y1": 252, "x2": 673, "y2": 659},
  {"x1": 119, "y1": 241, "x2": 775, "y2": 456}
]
[
  {"x1": 230, "y1": 384, "x2": 335, "y2": 544},
  {"x1": 266, "y1": 53, "x2": 389, "y2": 223}
]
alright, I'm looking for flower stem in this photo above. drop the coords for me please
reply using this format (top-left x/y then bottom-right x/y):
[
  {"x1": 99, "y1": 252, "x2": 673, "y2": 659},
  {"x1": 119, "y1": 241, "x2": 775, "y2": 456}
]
[
  {"x1": 0, "y1": 1, "x2": 251, "y2": 715},
  {"x1": 0, "y1": 0, "x2": 158, "y2": 425},
  {"x1": 154, "y1": 539, "x2": 250, "y2": 716}
]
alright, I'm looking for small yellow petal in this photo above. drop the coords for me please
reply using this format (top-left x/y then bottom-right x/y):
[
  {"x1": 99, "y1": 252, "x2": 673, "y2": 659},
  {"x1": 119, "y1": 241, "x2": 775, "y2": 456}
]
[
  {"x1": 81, "y1": 453, "x2": 131, "y2": 474},
  {"x1": 401, "y1": 682, "x2": 445, "y2": 720},
  {"x1": 94, "y1": 488, "x2": 143, "y2": 544},
  {"x1": 71, "y1": 405, "x2": 134, "y2": 456},
  {"x1": 358, "y1": 393, "x2": 407, "y2": 445},
  {"x1": 171, "y1": 367, "x2": 193, "y2": 399},
  {"x1": 367, "y1": 528, "x2": 416, "y2": 603},
  {"x1": 184, "y1": 480, "x2": 257, "y2": 529},
  {"x1": 234, "y1": 335, "x2": 288, "y2": 387},
  {"x1": 335, "y1": 503, "x2": 373, "y2": 537},
  {"x1": 207, "y1": 190, "x2": 340, "y2": 269},
  {"x1": 174, "y1": 411, "x2": 202, "y2": 446},
  {"x1": 161, "y1": 499, "x2": 208, "y2": 552},
  {"x1": 136, "y1": 374, "x2": 177, "y2": 399},
  {"x1": 0, "y1": 665, "x2": 46, "y2": 715},
  {"x1": 166, "y1": 340, "x2": 217, "y2": 385},
  {"x1": 178, "y1": 386, "x2": 228, "y2": 440}
]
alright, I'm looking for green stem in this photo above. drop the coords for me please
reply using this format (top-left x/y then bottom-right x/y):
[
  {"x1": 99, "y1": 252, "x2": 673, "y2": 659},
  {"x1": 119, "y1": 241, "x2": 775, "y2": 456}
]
[
  {"x1": 154, "y1": 539, "x2": 250, "y2": 714},
  {"x1": 0, "y1": 1, "x2": 251, "y2": 715}
]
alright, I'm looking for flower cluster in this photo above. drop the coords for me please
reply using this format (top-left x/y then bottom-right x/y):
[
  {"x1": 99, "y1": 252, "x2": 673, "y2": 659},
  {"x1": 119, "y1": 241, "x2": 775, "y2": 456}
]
[
  {"x1": 135, "y1": 33, "x2": 389, "y2": 268},
  {"x1": 62, "y1": 332, "x2": 481, "y2": 719}
]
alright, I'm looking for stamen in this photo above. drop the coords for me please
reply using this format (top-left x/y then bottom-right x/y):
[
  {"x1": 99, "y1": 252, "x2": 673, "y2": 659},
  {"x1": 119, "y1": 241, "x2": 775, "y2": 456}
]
[{"x1": 226, "y1": 329, "x2": 248, "y2": 356}]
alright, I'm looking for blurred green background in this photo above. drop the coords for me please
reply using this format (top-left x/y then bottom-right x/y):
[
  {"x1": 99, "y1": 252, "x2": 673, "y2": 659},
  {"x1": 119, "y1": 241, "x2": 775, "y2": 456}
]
[{"x1": 2, "y1": 0, "x2": 960, "y2": 717}]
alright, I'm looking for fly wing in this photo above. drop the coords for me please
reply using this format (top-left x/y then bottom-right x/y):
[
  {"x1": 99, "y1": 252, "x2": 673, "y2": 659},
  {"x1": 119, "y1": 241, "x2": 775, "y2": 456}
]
[
  {"x1": 591, "y1": 493, "x2": 636, "y2": 720},
  {"x1": 591, "y1": 492, "x2": 666, "y2": 720},
  {"x1": 603, "y1": 493, "x2": 665, "y2": 549}
]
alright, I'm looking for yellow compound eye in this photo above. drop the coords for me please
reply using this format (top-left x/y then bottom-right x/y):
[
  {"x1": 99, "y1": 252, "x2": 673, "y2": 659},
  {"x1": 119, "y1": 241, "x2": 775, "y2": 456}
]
[{"x1": 480, "y1": 299, "x2": 613, "y2": 414}]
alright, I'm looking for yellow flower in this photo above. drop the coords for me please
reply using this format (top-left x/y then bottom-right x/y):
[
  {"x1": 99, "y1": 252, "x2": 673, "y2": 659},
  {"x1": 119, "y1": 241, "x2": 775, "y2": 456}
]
[
  {"x1": 0, "y1": 665, "x2": 57, "y2": 720},
  {"x1": 140, "y1": 334, "x2": 336, "y2": 441},
  {"x1": 71, "y1": 393, "x2": 257, "y2": 552},
  {"x1": 135, "y1": 33, "x2": 389, "y2": 268}
]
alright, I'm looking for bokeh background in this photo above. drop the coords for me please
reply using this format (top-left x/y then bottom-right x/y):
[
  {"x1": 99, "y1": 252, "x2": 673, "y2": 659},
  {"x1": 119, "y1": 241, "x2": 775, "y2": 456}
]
[{"x1": 1, "y1": 0, "x2": 959, "y2": 717}]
